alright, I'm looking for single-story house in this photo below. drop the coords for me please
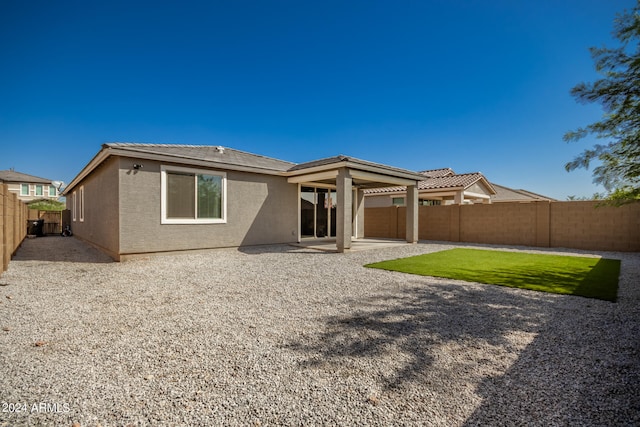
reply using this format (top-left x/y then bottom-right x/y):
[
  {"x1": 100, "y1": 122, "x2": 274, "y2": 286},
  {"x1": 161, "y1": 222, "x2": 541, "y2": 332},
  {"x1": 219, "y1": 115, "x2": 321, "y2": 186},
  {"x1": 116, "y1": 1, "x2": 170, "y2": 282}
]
[
  {"x1": 0, "y1": 170, "x2": 60, "y2": 202},
  {"x1": 364, "y1": 168, "x2": 556, "y2": 206},
  {"x1": 489, "y1": 183, "x2": 557, "y2": 203},
  {"x1": 63, "y1": 143, "x2": 425, "y2": 260},
  {"x1": 364, "y1": 168, "x2": 497, "y2": 206}
]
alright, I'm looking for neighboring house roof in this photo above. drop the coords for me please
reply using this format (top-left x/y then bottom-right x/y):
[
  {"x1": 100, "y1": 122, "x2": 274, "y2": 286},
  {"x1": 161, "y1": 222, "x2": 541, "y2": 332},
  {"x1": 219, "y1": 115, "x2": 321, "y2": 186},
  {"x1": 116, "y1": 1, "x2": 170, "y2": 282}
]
[
  {"x1": 0, "y1": 170, "x2": 52, "y2": 184},
  {"x1": 418, "y1": 168, "x2": 455, "y2": 178},
  {"x1": 490, "y1": 183, "x2": 557, "y2": 202},
  {"x1": 363, "y1": 172, "x2": 496, "y2": 195}
]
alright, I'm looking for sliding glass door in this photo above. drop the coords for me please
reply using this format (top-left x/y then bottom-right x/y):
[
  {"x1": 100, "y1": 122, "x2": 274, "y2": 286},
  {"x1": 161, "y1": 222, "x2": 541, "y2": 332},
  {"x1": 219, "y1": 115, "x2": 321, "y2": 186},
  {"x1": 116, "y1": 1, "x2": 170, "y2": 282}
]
[{"x1": 300, "y1": 186, "x2": 337, "y2": 239}]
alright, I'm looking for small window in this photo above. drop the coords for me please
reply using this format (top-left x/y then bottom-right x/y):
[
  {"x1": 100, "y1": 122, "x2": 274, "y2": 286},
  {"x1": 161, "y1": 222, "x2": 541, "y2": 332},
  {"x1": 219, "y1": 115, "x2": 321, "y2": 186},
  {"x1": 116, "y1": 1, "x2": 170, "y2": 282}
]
[
  {"x1": 392, "y1": 197, "x2": 405, "y2": 206},
  {"x1": 72, "y1": 192, "x2": 76, "y2": 221},
  {"x1": 79, "y1": 186, "x2": 84, "y2": 222},
  {"x1": 35, "y1": 185, "x2": 43, "y2": 196},
  {"x1": 49, "y1": 185, "x2": 57, "y2": 197},
  {"x1": 420, "y1": 200, "x2": 441, "y2": 206},
  {"x1": 161, "y1": 165, "x2": 226, "y2": 224},
  {"x1": 21, "y1": 184, "x2": 29, "y2": 195}
]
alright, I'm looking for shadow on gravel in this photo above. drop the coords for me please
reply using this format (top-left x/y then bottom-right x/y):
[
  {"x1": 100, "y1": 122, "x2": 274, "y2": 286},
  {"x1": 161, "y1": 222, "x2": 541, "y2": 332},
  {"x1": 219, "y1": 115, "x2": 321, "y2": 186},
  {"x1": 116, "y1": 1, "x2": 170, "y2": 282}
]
[
  {"x1": 286, "y1": 278, "x2": 640, "y2": 424},
  {"x1": 286, "y1": 281, "x2": 547, "y2": 388},
  {"x1": 463, "y1": 300, "x2": 640, "y2": 425},
  {"x1": 12, "y1": 236, "x2": 113, "y2": 263},
  {"x1": 237, "y1": 244, "x2": 333, "y2": 255}
]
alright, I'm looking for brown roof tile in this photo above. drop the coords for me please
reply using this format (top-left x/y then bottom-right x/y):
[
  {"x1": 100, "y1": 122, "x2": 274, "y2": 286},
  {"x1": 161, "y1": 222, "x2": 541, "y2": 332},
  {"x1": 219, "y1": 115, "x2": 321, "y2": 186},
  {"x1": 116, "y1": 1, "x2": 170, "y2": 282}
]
[
  {"x1": 418, "y1": 168, "x2": 455, "y2": 178},
  {"x1": 364, "y1": 172, "x2": 490, "y2": 194}
]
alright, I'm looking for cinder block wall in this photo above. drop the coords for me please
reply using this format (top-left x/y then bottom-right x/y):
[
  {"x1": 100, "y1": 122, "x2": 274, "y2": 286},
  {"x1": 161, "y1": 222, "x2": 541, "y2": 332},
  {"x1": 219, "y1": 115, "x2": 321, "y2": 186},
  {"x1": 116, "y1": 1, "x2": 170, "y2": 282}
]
[
  {"x1": 550, "y1": 201, "x2": 640, "y2": 251},
  {"x1": 1, "y1": 184, "x2": 28, "y2": 276},
  {"x1": 365, "y1": 201, "x2": 640, "y2": 252}
]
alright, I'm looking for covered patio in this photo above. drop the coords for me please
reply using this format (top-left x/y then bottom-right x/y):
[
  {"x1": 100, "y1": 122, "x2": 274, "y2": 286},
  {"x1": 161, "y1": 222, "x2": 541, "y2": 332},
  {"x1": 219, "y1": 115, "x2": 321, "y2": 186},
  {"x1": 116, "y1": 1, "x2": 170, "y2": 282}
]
[{"x1": 285, "y1": 155, "x2": 425, "y2": 252}]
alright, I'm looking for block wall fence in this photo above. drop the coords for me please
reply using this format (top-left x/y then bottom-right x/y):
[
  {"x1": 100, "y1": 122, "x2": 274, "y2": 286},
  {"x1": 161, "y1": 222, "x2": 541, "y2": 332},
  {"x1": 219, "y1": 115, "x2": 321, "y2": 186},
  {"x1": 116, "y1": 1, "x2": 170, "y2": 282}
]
[
  {"x1": 1, "y1": 183, "x2": 28, "y2": 276},
  {"x1": 365, "y1": 201, "x2": 640, "y2": 252}
]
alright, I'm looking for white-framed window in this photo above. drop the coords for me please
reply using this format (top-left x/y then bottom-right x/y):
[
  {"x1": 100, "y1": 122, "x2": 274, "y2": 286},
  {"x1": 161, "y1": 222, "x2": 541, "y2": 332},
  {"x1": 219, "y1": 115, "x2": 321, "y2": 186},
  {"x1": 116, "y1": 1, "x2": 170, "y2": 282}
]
[
  {"x1": 160, "y1": 165, "x2": 227, "y2": 224},
  {"x1": 20, "y1": 184, "x2": 29, "y2": 195},
  {"x1": 72, "y1": 192, "x2": 76, "y2": 221},
  {"x1": 35, "y1": 185, "x2": 43, "y2": 196},
  {"x1": 49, "y1": 185, "x2": 57, "y2": 197},
  {"x1": 392, "y1": 197, "x2": 405, "y2": 206},
  {"x1": 79, "y1": 186, "x2": 84, "y2": 222}
]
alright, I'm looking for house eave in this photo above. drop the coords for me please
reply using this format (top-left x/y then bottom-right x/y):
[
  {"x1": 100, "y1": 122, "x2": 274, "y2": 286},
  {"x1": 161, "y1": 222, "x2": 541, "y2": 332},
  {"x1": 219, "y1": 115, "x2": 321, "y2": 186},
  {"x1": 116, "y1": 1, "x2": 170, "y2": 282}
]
[
  {"x1": 107, "y1": 148, "x2": 288, "y2": 176},
  {"x1": 285, "y1": 160, "x2": 424, "y2": 184},
  {"x1": 63, "y1": 146, "x2": 288, "y2": 195}
]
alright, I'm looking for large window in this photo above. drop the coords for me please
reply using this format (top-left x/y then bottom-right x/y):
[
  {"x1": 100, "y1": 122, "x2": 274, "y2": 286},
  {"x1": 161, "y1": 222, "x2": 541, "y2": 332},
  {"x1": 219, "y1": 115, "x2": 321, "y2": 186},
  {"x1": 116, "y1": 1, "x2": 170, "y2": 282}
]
[{"x1": 161, "y1": 166, "x2": 226, "y2": 224}]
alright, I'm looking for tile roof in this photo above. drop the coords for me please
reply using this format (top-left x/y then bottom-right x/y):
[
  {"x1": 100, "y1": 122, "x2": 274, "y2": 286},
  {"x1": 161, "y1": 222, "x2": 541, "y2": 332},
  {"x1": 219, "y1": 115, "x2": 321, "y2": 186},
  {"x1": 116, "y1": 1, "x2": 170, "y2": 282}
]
[
  {"x1": 288, "y1": 154, "x2": 424, "y2": 178},
  {"x1": 105, "y1": 143, "x2": 296, "y2": 172},
  {"x1": 0, "y1": 170, "x2": 52, "y2": 184},
  {"x1": 419, "y1": 173, "x2": 485, "y2": 190},
  {"x1": 490, "y1": 183, "x2": 557, "y2": 202},
  {"x1": 418, "y1": 168, "x2": 455, "y2": 178},
  {"x1": 364, "y1": 172, "x2": 488, "y2": 194},
  {"x1": 66, "y1": 143, "x2": 425, "y2": 194}
]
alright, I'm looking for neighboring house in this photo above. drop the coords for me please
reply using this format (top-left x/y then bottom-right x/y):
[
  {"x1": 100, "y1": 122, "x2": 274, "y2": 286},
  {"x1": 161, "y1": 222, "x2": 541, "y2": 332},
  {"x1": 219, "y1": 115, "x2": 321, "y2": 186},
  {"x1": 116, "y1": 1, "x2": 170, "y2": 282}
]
[
  {"x1": 0, "y1": 170, "x2": 60, "y2": 202},
  {"x1": 63, "y1": 143, "x2": 425, "y2": 260},
  {"x1": 490, "y1": 183, "x2": 557, "y2": 203},
  {"x1": 364, "y1": 168, "x2": 497, "y2": 207}
]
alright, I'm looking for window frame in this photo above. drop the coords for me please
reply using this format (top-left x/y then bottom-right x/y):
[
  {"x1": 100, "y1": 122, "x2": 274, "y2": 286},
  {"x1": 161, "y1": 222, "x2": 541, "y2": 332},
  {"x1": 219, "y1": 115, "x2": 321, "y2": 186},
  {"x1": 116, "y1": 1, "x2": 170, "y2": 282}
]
[
  {"x1": 35, "y1": 184, "x2": 43, "y2": 196},
  {"x1": 160, "y1": 165, "x2": 227, "y2": 225},
  {"x1": 21, "y1": 184, "x2": 30, "y2": 196},
  {"x1": 392, "y1": 197, "x2": 405, "y2": 206},
  {"x1": 79, "y1": 186, "x2": 84, "y2": 222},
  {"x1": 49, "y1": 185, "x2": 57, "y2": 197},
  {"x1": 72, "y1": 192, "x2": 77, "y2": 222}
]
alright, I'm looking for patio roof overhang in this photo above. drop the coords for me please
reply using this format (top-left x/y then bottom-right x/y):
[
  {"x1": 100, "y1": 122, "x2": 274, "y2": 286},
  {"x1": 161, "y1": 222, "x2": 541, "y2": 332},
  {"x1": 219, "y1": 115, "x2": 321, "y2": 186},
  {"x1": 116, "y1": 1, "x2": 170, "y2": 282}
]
[
  {"x1": 285, "y1": 156, "x2": 424, "y2": 252},
  {"x1": 285, "y1": 157, "x2": 425, "y2": 188}
]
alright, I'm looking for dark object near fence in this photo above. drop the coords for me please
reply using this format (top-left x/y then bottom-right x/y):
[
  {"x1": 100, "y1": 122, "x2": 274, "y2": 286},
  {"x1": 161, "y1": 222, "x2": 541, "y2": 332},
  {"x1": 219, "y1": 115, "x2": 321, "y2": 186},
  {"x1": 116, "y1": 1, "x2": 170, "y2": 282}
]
[
  {"x1": 61, "y1": 225, "x2": 73, "y2": 237},
  {"x1": 27, "y1": 219, "x2": 45, "y2": 237}
]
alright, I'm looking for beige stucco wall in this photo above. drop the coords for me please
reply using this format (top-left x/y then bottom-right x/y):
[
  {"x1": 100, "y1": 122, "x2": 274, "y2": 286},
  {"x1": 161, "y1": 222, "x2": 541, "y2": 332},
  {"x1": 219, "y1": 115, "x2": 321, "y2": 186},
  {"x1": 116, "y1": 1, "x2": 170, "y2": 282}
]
[
  {"x1": 364, "y1": 194, "x2": 398, "y2": 208},
  {"x1": 66, "y1": 157, "x2": 120, "y2": 258},
  {"x1": 5, "y1": 182, "x2": 57, "y2": 202},
  {"x1": 117, "y1": 158, "x2": 298, "y2": 257}
]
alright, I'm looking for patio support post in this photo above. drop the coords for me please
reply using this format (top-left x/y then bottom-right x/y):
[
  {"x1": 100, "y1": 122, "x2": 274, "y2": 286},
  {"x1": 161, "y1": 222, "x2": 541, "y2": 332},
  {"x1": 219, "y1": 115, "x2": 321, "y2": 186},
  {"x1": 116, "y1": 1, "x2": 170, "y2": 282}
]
[
  {"x1": 406, "y1": 184, "x2": 418, "y2": 244},
  {"x1": 336, "y1": 168, "x2": 353, "y2": 252},
  {"x1": 454, "y1": 190, "x2": 464, "y2": 205},
  {"x1": 355, "y1": 188, "x2": 365, "y2": 239}
]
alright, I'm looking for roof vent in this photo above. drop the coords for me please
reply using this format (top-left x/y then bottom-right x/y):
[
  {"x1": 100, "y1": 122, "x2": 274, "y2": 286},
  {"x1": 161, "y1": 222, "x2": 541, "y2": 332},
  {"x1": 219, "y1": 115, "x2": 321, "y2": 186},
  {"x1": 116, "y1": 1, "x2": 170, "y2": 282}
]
[{"x1": 216, "y1": 146, "x2": 225, "y2": 154}]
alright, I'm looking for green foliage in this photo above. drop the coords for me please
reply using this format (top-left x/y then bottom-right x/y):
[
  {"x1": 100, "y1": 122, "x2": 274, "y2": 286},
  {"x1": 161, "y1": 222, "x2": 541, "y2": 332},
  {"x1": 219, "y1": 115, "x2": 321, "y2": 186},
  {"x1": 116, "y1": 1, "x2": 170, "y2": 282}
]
[
  {"x1": 27, "y1": 199, "x2": 66, "y2": 211},
  {"x1": 365, "y1": 249, "x2": 620, "y2": 302},
  {"x1": 566, "y1": 192, "x2": 606, "y2": 201},
  {"x1": 564, "y1": 2, "x2": 640, "y2": 203}
]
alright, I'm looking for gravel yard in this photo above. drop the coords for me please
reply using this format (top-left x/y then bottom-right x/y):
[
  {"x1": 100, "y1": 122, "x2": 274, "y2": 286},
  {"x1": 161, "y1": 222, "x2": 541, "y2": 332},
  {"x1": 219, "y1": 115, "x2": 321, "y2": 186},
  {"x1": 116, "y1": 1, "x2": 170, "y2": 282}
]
[{"x1": 0, "y1": 236, "x2": 638, "y2": 426}]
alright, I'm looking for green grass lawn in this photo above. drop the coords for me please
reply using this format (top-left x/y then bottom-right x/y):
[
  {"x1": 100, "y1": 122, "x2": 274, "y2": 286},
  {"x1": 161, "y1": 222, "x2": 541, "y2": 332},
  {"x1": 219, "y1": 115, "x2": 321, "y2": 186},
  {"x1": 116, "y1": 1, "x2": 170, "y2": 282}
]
[{"x1": 365, "y1": 248, "x2": 621, "y2": 302}]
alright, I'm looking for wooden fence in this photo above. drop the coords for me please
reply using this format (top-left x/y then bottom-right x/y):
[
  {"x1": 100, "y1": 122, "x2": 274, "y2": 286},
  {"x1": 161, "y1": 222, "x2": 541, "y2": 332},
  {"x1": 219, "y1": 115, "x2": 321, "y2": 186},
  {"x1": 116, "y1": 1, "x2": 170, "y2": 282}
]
[
  {"x1": 365, "y1": 201, "x2": 640, "y2": 252},
  {"x1": 1, "y1": 183, "x2": 28, "y2": 276},
  {"x1": 28, "y1": 209, "x2": 63, "y2": 235}
]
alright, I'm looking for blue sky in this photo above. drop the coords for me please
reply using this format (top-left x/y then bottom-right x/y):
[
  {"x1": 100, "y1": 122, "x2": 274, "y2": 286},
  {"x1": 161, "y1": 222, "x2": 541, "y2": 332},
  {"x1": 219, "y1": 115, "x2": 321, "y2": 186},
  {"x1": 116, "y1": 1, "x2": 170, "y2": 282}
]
[{"x1": 1, "y1": 0, "x2": 635, "y2": 199}]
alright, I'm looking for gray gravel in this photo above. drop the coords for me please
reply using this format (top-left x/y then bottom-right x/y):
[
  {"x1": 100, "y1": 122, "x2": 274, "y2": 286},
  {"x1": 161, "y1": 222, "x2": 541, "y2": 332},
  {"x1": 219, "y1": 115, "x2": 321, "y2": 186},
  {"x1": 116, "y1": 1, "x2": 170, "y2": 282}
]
[{"x1": 0, "y1": 236, "x2": 638, "y2": 426}]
